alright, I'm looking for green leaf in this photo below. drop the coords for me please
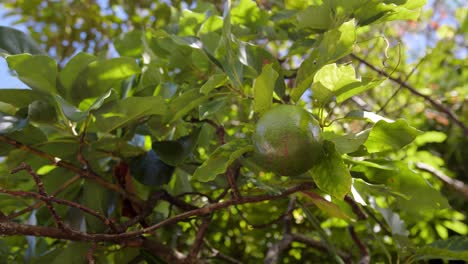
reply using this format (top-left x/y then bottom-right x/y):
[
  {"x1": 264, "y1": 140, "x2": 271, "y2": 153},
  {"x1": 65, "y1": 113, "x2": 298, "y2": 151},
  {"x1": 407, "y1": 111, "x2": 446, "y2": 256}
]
[
  {"x1": 28, "y1": 100, "x2": 57, "y2": 124},
  {"x1": 93, "y1": 96, "x2": 166, "y2": 133},
  {"x1": 323, "y1": 130, "x2": 369, "y2": 154},
  {"x1": 81, "y1": 182, "x2": 112, "y2": 232},
  {"x1": 129, "y1": 150, "x2": 174, "y2": 186},
  {"x1": 355, "y1": 162, "x2": 449, "y2": 217},
  {"x1": 199, "y1": 96, "x2": 229, "y2": 119},
  {"x1": 49, "y1": 242, "x2": 91, "y2": 264},
  {"x1": 293, "y1": 20, "x2": 356, "y2": 101},
  {"x1": 310, "y1": 141, "x2": 352, "y2": 199},
  {"x1": 301, "y1": 191, "x2": 353, "y2": 221},
  {"x1": 414, "y1": 131, "x2": 447, "y2": 146},
  {"x1": 70, "y1": 57, "x2": 140, "y2": 104},
  {"x1": 355, "y1": 0, "x2": 426, "y2": 26},
  {"x1": 54, "y1": 95, "x2": 89, "y2": 122},
  {"x1": 0, "y1": 26, "x2": 43, "y2": 56},
  {"x1": 253, "y1": 64, "x2": 278, "y2": 115},
  {"x1": 152, "y1": 128, "x2": 201, "y2": 166},
  {"x1": 364, "y1": 119, "x2": 422, "y2": 153},
  {"x1": 296, "y1": 4, "x2": 334, "y2": 31},
  {"x1": 0, "y1": 89, "x2": 44, "y2": 108},
  {"x1": 200, "y1": 73, "x2": 228, "y2": 94},
  {"x1": 6, "y1": 54, "x2": 57, "y2": 94},
  {"x1": 114, "y1": 30, "x2": 144, "y2": 58},
  {"x1": 414, "y1": 236, "x2": 468, "y2": 261},
  {"x1": 59, "y1": 52, "x2": 97, "y2": 99},
  {"x1": 192, "y1": 139, "x2": 254, "y2": 182},
  {"x1": 167, "y1": 89, "x2": 215, "y2": 123},
  {"x1": 216, "y1": 1, "x2": 243, "y2": 89}
]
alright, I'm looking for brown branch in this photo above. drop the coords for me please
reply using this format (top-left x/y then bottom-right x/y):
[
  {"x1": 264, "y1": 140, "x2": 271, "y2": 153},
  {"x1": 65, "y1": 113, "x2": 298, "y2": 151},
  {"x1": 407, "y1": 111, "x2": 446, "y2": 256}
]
[
  {"x1": 188, "y1": 216, "x2": 212, "y2": 260},
  {"x1": 264, "y1": 197, "x2": 296, "y2": 264},
  {"x1": 0, "y1": 182, "x2": 315, "y2": 242},
  {"x1": 86, "y1": 242, "x2": 97, "y2": 264},
  {"x1": 11, "y1": 163, "x2": 69, "y2": 231},
  {"x1": 0, "y1": 135, "x2": 144, "y2": 207},
  {"x1": 344, "y1": 195, "x2": 368, "y2": 220},
  {"x1": 226, "y1": 164, "x2": 241, "y2": 200},
  {"x1": 7, "y1": 174, "x2": 80, "y2": 220},
  {"x1": 416, "y1": 162, "x2": 468, "y2": 201},
  {"x1": 350, "y1": 53, "x2": 468, "y2": 135},
  {"x1": 0, "y1": 188, "x2": 118, "y2": 232},
  {"x1": 348, "y1": 225, "x2": 370, "y2": 264}
]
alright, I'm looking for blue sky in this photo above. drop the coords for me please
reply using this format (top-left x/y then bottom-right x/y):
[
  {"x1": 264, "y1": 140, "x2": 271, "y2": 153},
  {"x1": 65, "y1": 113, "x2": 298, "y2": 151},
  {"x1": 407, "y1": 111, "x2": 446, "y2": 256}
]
[{"x1": 0, "y1": 6, "x2": 27, "y2": 88}]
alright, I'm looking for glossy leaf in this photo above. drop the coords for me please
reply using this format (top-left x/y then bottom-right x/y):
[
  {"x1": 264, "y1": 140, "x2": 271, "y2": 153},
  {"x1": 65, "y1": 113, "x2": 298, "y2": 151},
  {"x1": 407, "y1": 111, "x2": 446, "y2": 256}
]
[
  {"x1": 414, "y1": 236, "x2": 468, "y2": 261},
  {"x1": 167, "y1": 89, "x2": 214, "y2": 123},
  {"x1": 0, "y1": 26, "x2": 43, "y2": 56},
  {"x1": 114, "y1": 30, "x2": 144, "y2": 58},
  {"x1": 364, "y1": 119, "x2": 422, "y2": 153},
  {"x1": 0, "y1": 89, "x2": 44, "y2": 108},
  {"x1": 293, "y1": 20, "x2": 356, "y2": 101},
  {"x1": 310, "y1": 141, "x2": 352, "y2": 199},
  {"x1": 152, "y1": 128, "x2": 201, "y2": 166},
  {"x1": 301, "y1": 191, "x2": 353, "y2": 221},
  {"x1": 129, "y1": 149, "x2": 174, "y2": 186},
  {"x1": 93, "y1": 96, "x2": 166, "y2": 133},
  {"x1": 27, "y1": 100, "x2": 57, "y2": 124},
  {"x1": 70, "y1": 57, "x2": 140, "y2": 103},
  {"x1": 253, "y1": 64, "x2": 278, "y2": 115},
  {"x1": 200, "y1": 73, "x2": 228, "y2": 94},
  {"x1": 6, "y1": 54, "x2": 57, "y2": 94},
  {"x1": 58, "y1": 52, "x2": 97, "y2": 99},
  {"x1": 323, "y1": 130, "x2": 370, "y2": 154},
  {"x1": 192, "y1": 139, "x2": 253, "y2": 182}
]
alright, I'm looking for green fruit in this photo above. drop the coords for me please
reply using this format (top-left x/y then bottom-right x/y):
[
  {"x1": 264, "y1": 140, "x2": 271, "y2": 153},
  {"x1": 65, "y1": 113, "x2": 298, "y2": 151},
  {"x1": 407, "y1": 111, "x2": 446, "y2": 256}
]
[{"x1": 252, "y1": 105, "x2": 322, "y2": 176}]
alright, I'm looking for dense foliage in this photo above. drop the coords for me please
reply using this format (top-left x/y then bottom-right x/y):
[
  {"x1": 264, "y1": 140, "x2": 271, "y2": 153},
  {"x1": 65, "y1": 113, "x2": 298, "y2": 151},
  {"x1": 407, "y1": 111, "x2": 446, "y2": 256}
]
[{"x1": 0, "y1": 0, "x2": 467, "y2": 263}]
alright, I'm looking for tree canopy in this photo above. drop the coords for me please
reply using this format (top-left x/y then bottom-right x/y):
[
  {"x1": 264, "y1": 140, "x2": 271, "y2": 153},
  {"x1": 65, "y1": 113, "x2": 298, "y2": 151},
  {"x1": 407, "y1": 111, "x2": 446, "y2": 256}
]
[{"x1": 0, "y1": 0, "x2": 467, "y2": 263}]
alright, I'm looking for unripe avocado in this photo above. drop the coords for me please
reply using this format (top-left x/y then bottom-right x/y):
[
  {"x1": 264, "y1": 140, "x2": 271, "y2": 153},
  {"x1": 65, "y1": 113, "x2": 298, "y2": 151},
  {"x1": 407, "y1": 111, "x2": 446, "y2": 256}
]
[{"x1": 252, "y1": 105, "x2": 322, "y2": 176}]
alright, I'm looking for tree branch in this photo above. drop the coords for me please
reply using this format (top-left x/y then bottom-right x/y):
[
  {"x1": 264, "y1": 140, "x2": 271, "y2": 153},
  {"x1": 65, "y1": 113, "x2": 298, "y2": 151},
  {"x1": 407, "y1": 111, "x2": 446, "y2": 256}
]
[
  {"x1": 0, "y1": 135, "x2": 144, "y2": 207},
  {"x1": 264, "y1": 197, "x2": 296, "y2": 264},
  {"x1": 0, "y1": 182, "x2": 316, "y2": 242},
  {"x1": 350, "y1": 53, "x2": 468, "y2": 135},
  {"x1": 11, "y1": 163, "x2": 70, "y2": 231},
  {"x1": 188, "y1": 216, "x2": 212, "y2": 260},
  {"x1": 348, "y1": 225, "x2": 370, "y2": 264},
  {"x1": 416, "y1": 162, "x2": 468, "y2": 201}
]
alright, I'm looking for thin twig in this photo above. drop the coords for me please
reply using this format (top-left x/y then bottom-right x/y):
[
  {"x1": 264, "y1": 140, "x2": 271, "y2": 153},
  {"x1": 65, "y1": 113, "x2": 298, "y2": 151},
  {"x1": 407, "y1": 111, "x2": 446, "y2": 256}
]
[
  {"x1": 348, "y1": 225, "x2": 370, "y2": 264},
  {"x1": 0, "y1": 188, "x2": 118, "y2": 232},
  {"x1": 377, "y1": 55, "x2": 426, "y2": 113},
  {"x1": 0, "y1": 135, "x2": 144, "y2": 207},
  {"x1": 188, "y1": 216, "x2": 212, "y2": 259},
  {"x1": 226, "y1": 164, "x2": 241, "y2": 200},
  {"x1": 86, "y1": 242, "x2": 97, "y2": 264},
  {"x1": 416, "y1": 162, "x2": 468, "y2": 201},
  {"x1": 264, "y1": 197, "x2": 296, "y2": 264},
  {"x1": 0, "y1": 182, "x2": 316, "y2": 242},
  {"x1": 11, "y1": 163, "x2": 70, "y2": 231},
  {"x1": 351, "y1": 53, "x2": 468, "y2": 135},
  {"x1": 344, "y1": 195, "x2": 368, "y2": 220},
  {"x1": 7, "y1": 174, "x2": 81, "y2": 220}
]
